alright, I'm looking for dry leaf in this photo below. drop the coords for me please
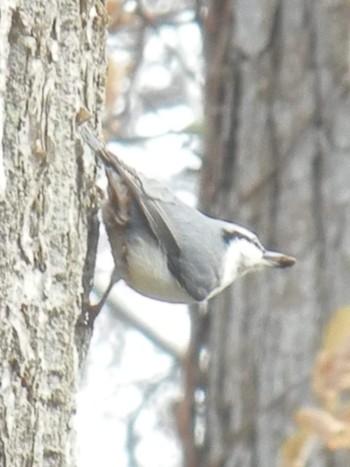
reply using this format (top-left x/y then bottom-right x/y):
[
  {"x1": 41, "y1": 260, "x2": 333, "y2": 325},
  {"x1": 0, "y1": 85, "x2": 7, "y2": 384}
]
[
  {"x1": 295, "y1": 408, "x2": 347, "y2": 446},
  {"x1": 280, "y1": 429, "x2": 316, "y2": 467},
  {"x1": 313, "y1": 307, "x2": 350, "y2": 409}
]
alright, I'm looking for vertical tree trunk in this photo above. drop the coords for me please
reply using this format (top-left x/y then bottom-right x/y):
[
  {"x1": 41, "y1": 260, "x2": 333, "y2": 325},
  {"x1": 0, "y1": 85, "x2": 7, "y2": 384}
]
[
  {"x1": 198, "y1": 0, "x2": 350, "y2": 465},
  {"x1": 0, "y1": 1, "x2": 105, "y2": 465}
]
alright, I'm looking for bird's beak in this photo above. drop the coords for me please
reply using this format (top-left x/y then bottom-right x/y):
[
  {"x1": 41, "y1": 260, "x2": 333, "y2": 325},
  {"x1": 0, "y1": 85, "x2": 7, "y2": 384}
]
[{"x1": 263, "y1": 250, "x2": 296, "y2": 268}]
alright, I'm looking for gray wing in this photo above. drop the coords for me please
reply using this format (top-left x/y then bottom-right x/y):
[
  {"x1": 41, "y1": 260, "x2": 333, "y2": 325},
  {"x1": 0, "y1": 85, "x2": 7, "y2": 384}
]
[
  {"x1": 105, "y1": 158, "x2": 182, "y2": 261},
  {"x1": 162, "y1": 202, "x2": 223, "y2": 301}
]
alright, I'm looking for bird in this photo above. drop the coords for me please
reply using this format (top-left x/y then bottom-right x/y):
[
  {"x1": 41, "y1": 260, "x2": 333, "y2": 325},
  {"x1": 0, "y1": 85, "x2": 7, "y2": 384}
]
[{"x1": 78, "y1": 117, "x2": 295, "y2": 320}]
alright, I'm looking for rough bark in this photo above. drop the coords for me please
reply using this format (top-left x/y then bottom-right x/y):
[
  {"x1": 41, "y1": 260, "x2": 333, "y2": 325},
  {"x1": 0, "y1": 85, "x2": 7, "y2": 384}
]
[
  {"x1": 195, "y1": 0, "x2": 350, "y2": 466},
  {"x1": 0, "y1": 1, "x2": 106, "y2": 465}
]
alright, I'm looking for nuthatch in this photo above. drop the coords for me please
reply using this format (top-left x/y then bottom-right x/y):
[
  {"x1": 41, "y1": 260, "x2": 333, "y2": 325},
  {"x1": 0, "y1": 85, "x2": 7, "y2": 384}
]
[{"x1": 79, "y1": 120, "x2": 295, "y2": 319}]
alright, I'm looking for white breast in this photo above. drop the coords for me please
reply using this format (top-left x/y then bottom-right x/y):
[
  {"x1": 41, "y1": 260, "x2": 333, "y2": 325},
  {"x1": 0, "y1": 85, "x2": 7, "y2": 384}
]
[{"x1": 124, "y1": 235, "x2": 193, "y2": 303}]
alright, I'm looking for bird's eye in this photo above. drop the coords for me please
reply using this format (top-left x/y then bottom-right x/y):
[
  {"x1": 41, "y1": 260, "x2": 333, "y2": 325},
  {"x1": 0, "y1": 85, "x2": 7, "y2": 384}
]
[
  {"x1": 222, "y1": 230, "x2": 235, "y2": 244},
  {"x1": 222, "y1": 228, "x2": 266, "y2": 252},
  {"x1": 222, "y1": 229, "x2": 244, "y2": 244},
  {"x1": 222, "y1": 229, "x2": 253, "y2": 245}
]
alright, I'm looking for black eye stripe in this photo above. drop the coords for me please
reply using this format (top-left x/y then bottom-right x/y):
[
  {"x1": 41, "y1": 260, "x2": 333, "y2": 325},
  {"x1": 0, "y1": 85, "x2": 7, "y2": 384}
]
[
  {"x1": 222, "y1": 230, "x2": 252, "y2": 244},
  {"x1": 222, "y1": 230, "x2": 264, "y2": 251}
]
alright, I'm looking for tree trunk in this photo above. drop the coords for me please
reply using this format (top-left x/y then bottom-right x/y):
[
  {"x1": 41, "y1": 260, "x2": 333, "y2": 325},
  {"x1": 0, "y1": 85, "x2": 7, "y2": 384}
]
[
  {"x1": 0, "y1": 1, "x2": 105, "y2": 465},
  {"x1": 196, "y1": 0, "x2": 350, "y2": 466}
]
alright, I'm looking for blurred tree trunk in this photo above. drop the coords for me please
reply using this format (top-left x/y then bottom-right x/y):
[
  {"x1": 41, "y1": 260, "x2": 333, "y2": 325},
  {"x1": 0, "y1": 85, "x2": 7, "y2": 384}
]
[
  {"x1": 0, "y1": 1, "x2": 105, "y2": 465},
  {"x1": 191, "y1": 0, "x2": 350, "y2": 466}
]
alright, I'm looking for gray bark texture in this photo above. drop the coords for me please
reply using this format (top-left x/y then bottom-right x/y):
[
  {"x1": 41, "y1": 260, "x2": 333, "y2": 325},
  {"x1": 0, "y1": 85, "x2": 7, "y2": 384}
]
[
  {"x1": 0, "y1": 1, "x2": 106, "y2": 466},
  {"x1": 197, "y1": 0, "x2": 350, "y2": 466}
]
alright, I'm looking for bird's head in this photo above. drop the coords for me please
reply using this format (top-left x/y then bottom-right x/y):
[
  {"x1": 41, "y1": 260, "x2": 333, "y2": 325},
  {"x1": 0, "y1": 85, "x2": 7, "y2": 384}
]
[{"x1": 220, "y1": 223, "x2": 295, "y2": 289}]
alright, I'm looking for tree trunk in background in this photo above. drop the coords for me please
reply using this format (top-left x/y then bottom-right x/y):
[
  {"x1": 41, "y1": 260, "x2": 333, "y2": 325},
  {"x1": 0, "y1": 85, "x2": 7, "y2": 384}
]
[
  {"x1": 0, "y1": 1, "x2": 105, "y2": 465},
  {"x1": 198, "y1": 0, "x2": 350, "y2": 466}
]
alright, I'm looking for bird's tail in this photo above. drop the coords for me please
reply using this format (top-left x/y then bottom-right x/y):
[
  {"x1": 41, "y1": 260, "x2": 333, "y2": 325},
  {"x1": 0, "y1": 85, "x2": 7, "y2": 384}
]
[
  {"x1": 78, "y1": 120, "x2": 117, "y2": 169},
  {"x1": 77, "y1": 111, "x2": 145, "y2": 198}
]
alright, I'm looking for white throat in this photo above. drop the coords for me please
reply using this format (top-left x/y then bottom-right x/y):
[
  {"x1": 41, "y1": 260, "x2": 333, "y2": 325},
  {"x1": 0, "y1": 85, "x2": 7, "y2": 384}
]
[{"x1": 220, "y1": 238, "x2": 264, "y2": 290}]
